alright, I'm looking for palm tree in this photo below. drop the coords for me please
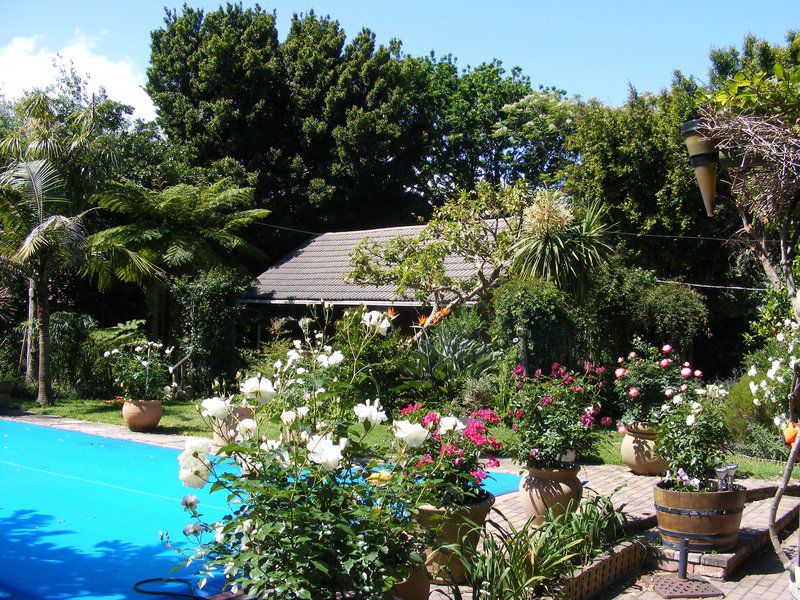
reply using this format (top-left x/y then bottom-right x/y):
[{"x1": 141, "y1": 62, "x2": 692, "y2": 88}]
[
  {"x1": 0, "y1": 160, "x2": 78, "y2": 404},
  {"x1": 511, "y1": 189, "x2": 612, "y2": 296},
  {"x1": 87, "y1": 179, "x2": 269, "y2": 337}
]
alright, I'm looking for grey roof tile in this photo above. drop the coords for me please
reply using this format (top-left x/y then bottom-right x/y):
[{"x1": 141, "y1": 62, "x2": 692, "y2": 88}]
[{"x1": 243, "y1": 224, "x2": 477, "y2": 306}]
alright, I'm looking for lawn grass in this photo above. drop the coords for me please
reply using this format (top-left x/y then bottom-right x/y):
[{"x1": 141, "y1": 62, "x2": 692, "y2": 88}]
[{"x1": 6, "y1": 397, "x2": 799, "y2": 480}]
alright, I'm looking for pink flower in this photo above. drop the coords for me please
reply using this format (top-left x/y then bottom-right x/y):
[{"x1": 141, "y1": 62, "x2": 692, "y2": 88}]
[
  {"x1": 515, "y1": 409, "x2": 524, "y2": 419},
  {"x1": 628, "y1": 387, "x2": 640, "y2": 398},
  {"x1": 540, "y1": 396, "x2": 553, "y2": 406},
  {"x1": 470, "y1": 409, "x2": 500, "y2": 424},
  {"x1": 421, "y1": 412, "x2": 440, "y2": 429},
  {"x1": 454, "y1": 457, "x2": 463, "y2": 467},
  {"x1": 601, "y1": 416, "x2": 613, "y2": 427},
  {"x1": 628, "y1": 352, "x2": 637, "y2": 359},
  {"x1": 415, "y1": 454, "x2": 434, "y2": 468},
  {"x1": 401, "y1": 403, "x2": 422, "y2": 416},
  {"x1": 485, "y1": 456, "x2": 500, "y2": 469},
  {"x1": 571, "y1": 385, "x2": 583, "y2": 393},
  {"x1": 662, "y1": 344, "x2": 673, "y2": 354},
  {"x1": 512, "y1": 364, "x2": 526, "y2": 377},
  {"x1": 680, "y1": 383, "x2": 688, "y2": 392},
  {"x1": 680, "y1": 367, "x2": 692, "y2": 379},
  {"x1": 581, "y1": 413, "x2": 595, "y2": 428},
  {"x1": 489, "y1": 436, "x2": 502, "y2": 451},
  {"x1": 694, "y1": 369, "x2": 703, "y2": 378},
  {"x1": 617, "y1": 423, "x2": 628, "y2": 434},
  {"x1": 615, "y1": 367, "x2": 626, "y2": 379},
  {"x1": 471, "y1": 470, "x2": 488, "y2": 485},
  {"x1": 617, "y1": 357, "x2": 624, "y2": 364},
  {"x1": 530, "y1": 449, "x2": 539, "y2": 458},
  {"x1": 659, "y1": 358, "x2": 671, "y2": 368},
  {"x1": 595, "y1": 366, "x2": 606, "y2": 375},
  {"x1": 664, "y1": 388, "x2": 675, "y2": 398}
]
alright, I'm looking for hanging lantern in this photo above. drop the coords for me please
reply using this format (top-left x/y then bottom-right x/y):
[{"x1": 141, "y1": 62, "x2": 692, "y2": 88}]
[{"x1": 681, "y1": 119, "x2": 718, "y2": 217}]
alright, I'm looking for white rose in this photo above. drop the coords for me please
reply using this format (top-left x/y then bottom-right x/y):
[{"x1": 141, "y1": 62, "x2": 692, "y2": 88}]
[
  {"x1": 280, "y1": 410, "x2": 297, "y2": 425},
  {"x1": 748, "y1": 366, "x2": 757, "y2": 377},
  {"x1": 180, "y1": 494, "x2": 200, "y2": 511},
  {"x1": 179, "y1": 464, "x2": 210, "y2": 489},
  {"x1": 237, "y1": 418, "x2": 258, "y2": 440},
  {"x1": 328, "y1": 350, "x2": 344, "y2": 366},
  {"x1": 376, "y1": 317, "x2": 391, "y2": 336},
  {"x1": 201, "y1": 397, "x2": 230, "y2": 420},
  {"x1": 438, "y1": 415, "x2": 465, "y2": 434},
  {"x1": 183, "y1": 522, "x2": 203, "y2": 537},
  {"x1": 306, "y1": 435, "x2": 343, "y2": 471},
  {"x1": 240, "y1": 377, "x2": 277, "y2": 404},
  {"x1": 749, "y1": 381, "x2": 758, "y2": 395},
  {"x1": 103, "y1": 351, "x2": 111, "y2": 358},
  {"x1": 393, "y1": 420, "x2": 429, "y2": 448},
  {"x1": 685, "y1": 414, "x2": 696, "y2": 426},
  {"x1": 296, "y1": 406, "x2": 310, "y2": 418},
  {"x1": 353, "y1": 399, "x2": 388, "y2": 426}
]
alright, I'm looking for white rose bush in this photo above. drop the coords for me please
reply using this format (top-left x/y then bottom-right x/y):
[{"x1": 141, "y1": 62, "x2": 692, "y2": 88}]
[{"x1": 171, "y1": 311, "x2": 429, "y2": 599}]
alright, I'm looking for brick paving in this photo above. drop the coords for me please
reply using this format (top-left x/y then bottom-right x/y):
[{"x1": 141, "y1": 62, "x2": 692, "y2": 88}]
[{"x1": 4, "y1": 411, "x2": 799, "y2": 599}]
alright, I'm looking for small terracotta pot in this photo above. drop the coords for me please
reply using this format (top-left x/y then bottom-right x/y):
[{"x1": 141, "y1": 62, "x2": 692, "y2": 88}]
[
  {"x1": 416, "y1": 493, "x2": 495, "y2": 585},
  {"x1": 620, "y1": 424, "x2": 668, "y2": 476},
  {"x1": 391, "y1": 564, "x2": 430, "y2": 600},
  {"x1": 121, "y1": 399, "x2": 163, "y2": 432},
  {"x1": 518, "y1": 466, "x2": 583, "y2": 525}
]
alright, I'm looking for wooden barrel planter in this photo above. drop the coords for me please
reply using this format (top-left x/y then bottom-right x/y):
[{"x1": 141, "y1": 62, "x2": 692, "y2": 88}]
[{"x1": 653, "y1": 483, "x2": 746, "y2": 552}]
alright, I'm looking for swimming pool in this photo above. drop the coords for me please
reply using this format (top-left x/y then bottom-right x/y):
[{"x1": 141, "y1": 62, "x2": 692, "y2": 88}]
[{"x1": 0, "y1": 419, "x2": 520, "y2": 599}]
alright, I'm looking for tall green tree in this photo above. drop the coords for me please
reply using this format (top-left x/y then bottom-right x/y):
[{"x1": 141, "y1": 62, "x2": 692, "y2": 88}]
[{"x1": 147, "y1": 5, "x2": 434, "y2": 239}]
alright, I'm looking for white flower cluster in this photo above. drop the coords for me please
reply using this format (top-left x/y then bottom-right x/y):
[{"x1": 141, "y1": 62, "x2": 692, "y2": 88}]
[
  {"x1": 178, "y1": 439, "x2": 211, "y2": 489},
  {"x1": 353, "y1": 398, "x2": 388, "y2": 426},
  {"x1": 362, "y1": 310, "x2": 391, "y2": 336},
  {"x1": 747, "y1": 318, "x2": 800, "y2": 428}
]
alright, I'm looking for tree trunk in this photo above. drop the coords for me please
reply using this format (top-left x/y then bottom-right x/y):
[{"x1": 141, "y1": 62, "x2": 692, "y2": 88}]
[
  {"x1": 35, "y1": 276, "x2": 53, "y2": 406},
  {"x1": 24, "y1": 279, "x2": 35, "y2": 383}
]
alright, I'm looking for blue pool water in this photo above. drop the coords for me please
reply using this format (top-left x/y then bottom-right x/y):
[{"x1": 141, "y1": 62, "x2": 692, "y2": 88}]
[{"x1": 0, "y1": 419, "x2": 520, "y2": 599}]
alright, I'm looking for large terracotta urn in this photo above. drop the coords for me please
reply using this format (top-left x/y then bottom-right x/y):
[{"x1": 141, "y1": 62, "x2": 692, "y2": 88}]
[
  {"x1": 518, "y1": 466, "x2": 583, "y2": 525},
  {"x1": 620, "y1": 424, "x2": 668, "y2": 476},
  {"x1": 121, "y1": 399, "x2": 163, "y2": 432},
  {"x1": 416, "y1": 493, "x2": 495, "y2": 585},
  {"x1": 654, "y1": 482, "x2": 746, "y2": 552}
]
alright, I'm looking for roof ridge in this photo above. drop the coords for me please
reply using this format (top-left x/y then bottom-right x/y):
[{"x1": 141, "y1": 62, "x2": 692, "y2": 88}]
[{"x1": 320, "y1": 223, "x2": 426, "y2": 236}]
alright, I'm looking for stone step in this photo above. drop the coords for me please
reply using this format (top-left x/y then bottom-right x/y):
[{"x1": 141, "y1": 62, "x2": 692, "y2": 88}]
[{"x1": 646, "y1": 495, "x2": 800, "y2": 579}]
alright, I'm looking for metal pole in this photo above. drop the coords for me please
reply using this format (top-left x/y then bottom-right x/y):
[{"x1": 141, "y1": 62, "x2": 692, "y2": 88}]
[{"x1": 677, "y1": 538, "x2": 689, "y2": 580}]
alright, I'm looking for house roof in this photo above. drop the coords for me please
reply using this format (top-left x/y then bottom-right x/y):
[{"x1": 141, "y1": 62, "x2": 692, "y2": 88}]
[{"x1": 243, "y1": 223, "x2": 478, "y2": 306}]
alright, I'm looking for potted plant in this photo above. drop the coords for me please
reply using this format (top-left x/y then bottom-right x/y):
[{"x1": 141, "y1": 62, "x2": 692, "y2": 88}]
[
  {"x1": 511, "y1": 362, "x2": 612, "y2": 524},
  {"x1": 614, "y1": 342, "x2": 699, "y2": 475},
  {"x1": 105, "y1": 342, "x2": 173, "y2": 432},
  {"x1": 394, "y1": 403, "x2": 502, "y2": 585},
  {"x1": 654, "y1": 383, "x2": 745, "y2": 552}
]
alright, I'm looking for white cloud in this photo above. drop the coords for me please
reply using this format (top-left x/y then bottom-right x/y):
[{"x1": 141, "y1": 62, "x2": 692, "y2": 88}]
[{"x1": 0, "y1": 30, "x2": 156, "y2": 121}]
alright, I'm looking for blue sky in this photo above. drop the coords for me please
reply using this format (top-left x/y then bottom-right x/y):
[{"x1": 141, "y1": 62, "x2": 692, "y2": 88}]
[{"x1": 0, "y1": 1, "x2": 798, "y2": 119}]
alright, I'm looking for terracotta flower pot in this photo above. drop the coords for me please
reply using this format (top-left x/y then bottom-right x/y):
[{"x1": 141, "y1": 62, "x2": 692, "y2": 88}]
[
  {"x1": 620, "y1": 424, "x2": 668, "y2": 476},
  {"x1": 518, "y1": 466, "x2": 582, "y2": 525},
  {"x1": 416, "y1": 492, "x2": 495, "y2": 585},
  {"x1": 121, "y1": 399, "x2": 163, "y2": 432},
  {"x1": 212, "y1": 406, "x2": 255, "y2": 448},
  {"x1": 654, "y1": 482, "x2": 746, "y2": 552},
  {"x1": 390, "y1": 564, "x2": 430, "y2": 600}
]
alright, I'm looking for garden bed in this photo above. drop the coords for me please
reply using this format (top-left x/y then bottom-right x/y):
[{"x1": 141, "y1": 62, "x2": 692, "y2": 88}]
[{"x1": 560, "y1": 540, "x2": 648, "y2": 600}]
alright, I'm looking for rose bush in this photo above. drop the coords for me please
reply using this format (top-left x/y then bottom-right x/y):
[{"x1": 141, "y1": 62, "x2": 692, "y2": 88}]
[
  {"x1": 613, "y1": 341, "x2": 701, "y2": 426},
  {"x1": 510, "y1": 362, "x2": 612, "y2": 469}
]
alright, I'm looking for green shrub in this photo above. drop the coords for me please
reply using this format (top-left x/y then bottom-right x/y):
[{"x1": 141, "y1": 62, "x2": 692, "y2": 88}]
[
  {"x1": 632, "y1": 284, "x2": 708, "y2": 350},
  {"x1": 725, "y1": 374, "x2": 783, "y2": 441},
  {"x1": 171, "y1": 268, "x2": 247, "y2": 395},
  {"x1": 49, "y1": 312, "x2": 98, "y2": 393},
  {"x1": 743, "y1": 288, "x2": 792, "y2": 350},
  {"x1": 395, "y1": 325, "x2": 501, "y2": 408},
  {"x1": 733, "y1": 422, "x2": 789, "y2": 461},
  {"x1": 491, "y1": 279, "x2": 581, "y2": 369}
]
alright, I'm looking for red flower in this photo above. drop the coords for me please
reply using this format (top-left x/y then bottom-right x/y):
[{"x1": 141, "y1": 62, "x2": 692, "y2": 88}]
[
  {"x1": 485, "y1": 456, "x2": 500, "y2": 469},
  {"x1": 601, "y1": 416, "x2": 613, "y2": 427},
  {"x1": 401, "y1": 403, "x2": 422, "y2": 416},
  {"x1": 628, "y1": 387, "x2": 640, "y2": 398},
  {"x1": 540, "y1": 396, "x2": 553, "y2": 406},
  {"x1": 661, "y1": 344, "x2": 673, "y2": 354}
]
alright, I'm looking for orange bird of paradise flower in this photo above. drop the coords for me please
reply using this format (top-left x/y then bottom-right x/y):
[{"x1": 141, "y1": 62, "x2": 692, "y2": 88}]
[
  {"x1": 440, "y1": 306, "x2": 452, "y2": 317},
  {"x1": 417, "y1": 315, "x2": 427, "y2": 326},
  {"x1": 387, "y1": 307, "x2": 397, "y2": 319}
]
